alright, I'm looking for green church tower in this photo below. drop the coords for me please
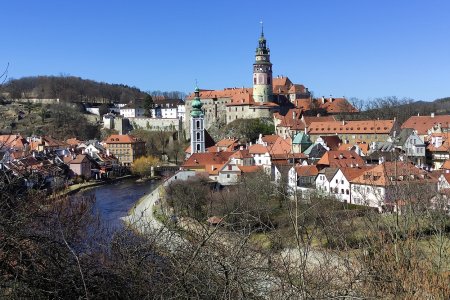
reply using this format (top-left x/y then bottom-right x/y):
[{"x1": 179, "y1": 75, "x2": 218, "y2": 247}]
[{"x1": 190, "y1": 87, "x2": 205, "y2": 154}]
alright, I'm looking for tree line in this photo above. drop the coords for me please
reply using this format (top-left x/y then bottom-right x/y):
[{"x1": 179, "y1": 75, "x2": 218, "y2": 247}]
[{"x1": 1, "y1": 75, "x2": 148, "y2": 103}]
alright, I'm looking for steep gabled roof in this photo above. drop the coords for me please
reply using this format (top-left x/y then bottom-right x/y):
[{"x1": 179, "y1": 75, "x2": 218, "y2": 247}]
[{"x1": 318, "y1": 167, "x2": 340, "y2": 181}]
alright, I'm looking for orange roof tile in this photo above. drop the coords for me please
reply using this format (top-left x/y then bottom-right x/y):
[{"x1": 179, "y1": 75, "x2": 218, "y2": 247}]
[
  {"x1": 104, "y1": 134, "x2": 144, "y2": 144},
  {"x1": 402, "y1": 115, "x2": 450, "y2": 135},
  {"x1": 66, "y1": 138, "x2": 83, "y2": 147},
  {"x1": 230, "y1": 149, "x2": 252, "y2": 159},
  {"x1": 440, "y1": 160, "x2": 450, "y2": 170},
  {"x1": 215, "y1": 138, "x2": 238, "y2": 148},
  {"x1": 0, "y1": 134, "x2": 28, "y2": 150},
  {"x1": 186, "y1": 88, "x2": 253, "y2": 100},
  {"x1": 351, "y1": 161, "x2": 435, "y2": 186},
  {"x1": 295, "y1": 165, "x2": 319, "y2": 177},
  {"x1": 340, "y1": 166, "x2": 372, "y2": 181},
  {"x1": 248, "y1": 144, "x2": 269, "y2": 154},
  {"x1": 182, "y1": 152, "x2": 233, "y2": 169},
  {"x1": 317, "y1": 150, "x2": 365, "y2": 168},
  {"x1": 308, "y1": 120, "x2": 395, "y2": 135}
]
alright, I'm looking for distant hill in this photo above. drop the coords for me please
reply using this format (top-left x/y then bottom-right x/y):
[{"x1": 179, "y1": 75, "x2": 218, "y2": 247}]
[
  {"x1": 0, "y1": 75, "x2": 149, "y2": 104},
  {"x1": 348, "y1": 96, "x2": 450, "y2": 124}
]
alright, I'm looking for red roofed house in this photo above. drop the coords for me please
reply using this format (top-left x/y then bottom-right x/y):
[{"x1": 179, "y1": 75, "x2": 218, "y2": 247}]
[
  {"x1": 215, "y1": 138, "x2": 239, "y2": 152},
  {"x1": 293, "y1": 96, "x2": 358, "y2": 115},
  {"x1": 103, "y1": 134, "x2": 146, "y2": 166},
  {"x1": 402, "y1": 113, "x2": 450, "y2": 139},
  {"x1": 0, "y1": 134, "x2": 30, "y2": 159},
  {"x1": 273, "y1": 110, "x2": 336, "y2": 138},
  {"x1": 308, "y1": 119, "x2": 397, "y2": 145},
  {"x1": 288, "y1": 165, "x2": 319, "y2": 191},
  {"x1": 317, "y1": 150, "x2": 365, "y2": 169},
  {"x1": 181, "y1": 152, "x2": 234, "y2": 181},
  {"x1": 426, "y1": 133, "x2": 450, "y2": 169},
  {"x1": 248, "y1": 143, "x2": 271, "y2": 173},
  {"x1": 29, "y1": 136, "x2": 68, "y2": 152},
  {"x1": 328, "y1": 166, "x2": 372, "y2": 203},
  {"x1": 66, "y1": 154, "x2": 92, "y2": 179},
  {"x1": 350, "y1": 162, "x2": 436, "y2": 212}
]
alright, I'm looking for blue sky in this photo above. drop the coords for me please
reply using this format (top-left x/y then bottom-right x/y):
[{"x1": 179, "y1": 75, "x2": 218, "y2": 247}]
[{"x1": 1, "y1": 0, "x2": 449, "y2": 101}]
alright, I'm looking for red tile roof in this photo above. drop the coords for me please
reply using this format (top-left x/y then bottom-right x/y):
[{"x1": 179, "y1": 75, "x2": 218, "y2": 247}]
[
  {"x1": 186, "y1": 88, "x2": 253, "y2": 100},
  {"x1": 248, "y1": 144, "x2": 269, "y2": 154},
  {"x1": 317, "y1": 150, "x2": 365, "y2": 168},
  {"x1": 351, "y1": 162, "x2": 435, "y2": 186},
  {"x1": 230, "y1": 149, "x2": 252, "y2": 159},
  {"x1": 104, "y1": 134, "x2": 144, "y2": 144},
  {"x1": 308, "y1": 120, "x2": 395, "y2": 135},
  {"x1": 402, "y1": 115, "x2": 450, "y2": 135},
  {"x1": 0, "y1": 134, "x2": 28, "y2": 150},
  {"x1": 182, "y1": 152, "x2": 233, "y2": 169},
  {"x1": 215, "y1": 138, "x2": 238, "y2": 149},
  {"x1": 294, "y1": 165, "x2": 319, "y2": 177}
]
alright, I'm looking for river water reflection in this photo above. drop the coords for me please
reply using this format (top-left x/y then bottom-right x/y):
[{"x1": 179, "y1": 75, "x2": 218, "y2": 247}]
[{"x1": 80, "y1": 178, "x2": 158, "y2": 229}]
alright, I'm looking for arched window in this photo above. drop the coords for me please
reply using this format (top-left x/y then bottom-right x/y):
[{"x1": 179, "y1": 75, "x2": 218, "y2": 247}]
[
  {"x1": 196, "y1": 132, "x2": 200, "y2": 140},
  {"x1": 196, "y1": 120, "x2": 200, "y2": 129},
  {"x1": 196, "y1": 144, "x2": 201, "y2": 152}
]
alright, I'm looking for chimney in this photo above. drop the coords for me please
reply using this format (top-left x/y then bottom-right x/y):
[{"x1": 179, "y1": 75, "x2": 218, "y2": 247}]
[
  {"x1": 431, "y1": 112, "x2": 435, "y2": 118},
  {"x1": 317, "y1": 113, "x2": 321, "y2": 117},
  {"x1": 321, "y1": 96, "x2": 325, "y2": 104},
  {"x1": 342, "y1": 120, "x2": 345, "y2": 126},
  {"x1": 292, "y1": 110, "x2": 296, "y2": 119}
]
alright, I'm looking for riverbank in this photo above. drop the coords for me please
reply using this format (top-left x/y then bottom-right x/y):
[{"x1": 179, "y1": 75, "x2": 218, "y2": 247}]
[{"x1": 122, "y1": 180, "x2": 163, "y2": 231}]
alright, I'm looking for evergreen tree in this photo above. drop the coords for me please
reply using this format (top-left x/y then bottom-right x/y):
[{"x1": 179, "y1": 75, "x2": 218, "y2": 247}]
[{"x1": 144, "y1": 94, "x2": 153, "y2": 117}]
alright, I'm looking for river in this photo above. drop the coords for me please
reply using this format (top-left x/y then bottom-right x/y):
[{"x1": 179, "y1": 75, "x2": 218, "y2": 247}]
[{"x1": 78, "y1": 178, "x2": 159, "y2": 229}]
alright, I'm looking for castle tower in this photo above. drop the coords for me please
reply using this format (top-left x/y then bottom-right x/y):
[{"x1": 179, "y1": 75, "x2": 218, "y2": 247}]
[
  {"x1": 252, "y1": 23, "x2": 273, "y2": 103},
  {"x1": 190, "y1": 87, "x2": 205, "y2": 154}
]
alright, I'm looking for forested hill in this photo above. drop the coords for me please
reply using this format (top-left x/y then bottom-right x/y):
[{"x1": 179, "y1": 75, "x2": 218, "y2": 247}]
[
  {"x1": 0, "y1": 76, "x2": 149, "y2": 103},
  {"x1": 347, "y1": 96, "x2": 450, "y2": 124}
]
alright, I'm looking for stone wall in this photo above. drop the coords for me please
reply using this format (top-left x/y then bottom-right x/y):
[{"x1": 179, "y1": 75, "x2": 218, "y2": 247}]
[{"x1": 130, "y1": 117, "x2": 182, "y2": 132}]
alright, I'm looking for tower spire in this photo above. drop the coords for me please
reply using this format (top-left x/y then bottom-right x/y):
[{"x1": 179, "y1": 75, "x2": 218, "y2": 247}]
[{"x1": 260, "y1": 20, "x2": 264, "y2": 38}]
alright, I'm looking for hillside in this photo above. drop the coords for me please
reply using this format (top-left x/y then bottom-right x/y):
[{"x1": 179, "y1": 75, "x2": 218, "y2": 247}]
[{"x1": 0, "y1": 75, "x2": 149, "y2": 103}]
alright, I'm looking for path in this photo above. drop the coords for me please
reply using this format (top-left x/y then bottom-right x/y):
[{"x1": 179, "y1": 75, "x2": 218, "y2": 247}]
[{"x1": 122, "y1": 183, "x2": 163, "y2": 231}]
